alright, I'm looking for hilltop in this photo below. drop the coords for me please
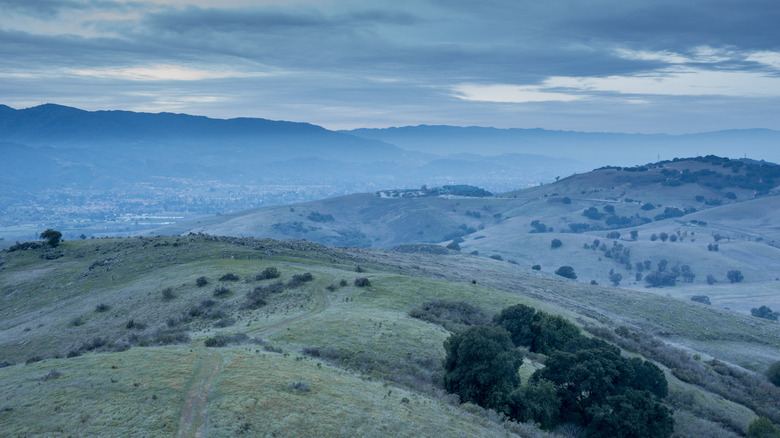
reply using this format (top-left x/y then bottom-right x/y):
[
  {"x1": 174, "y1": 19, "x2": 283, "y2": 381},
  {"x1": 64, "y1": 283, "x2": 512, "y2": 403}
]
[{"x1": 1, "y1": 235, "x2": 779, "y2": 436}]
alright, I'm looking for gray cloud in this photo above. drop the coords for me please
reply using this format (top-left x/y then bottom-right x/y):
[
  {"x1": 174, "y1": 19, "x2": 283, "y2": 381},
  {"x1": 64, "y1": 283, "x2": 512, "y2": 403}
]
[{"x1": 1, "y1": 0, "x2": 780, "y2": 133}]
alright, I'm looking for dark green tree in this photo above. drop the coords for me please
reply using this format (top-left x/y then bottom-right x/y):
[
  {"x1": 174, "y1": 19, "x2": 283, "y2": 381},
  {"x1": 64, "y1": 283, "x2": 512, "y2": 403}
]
[
  {"x1": 530, "y1": 313, "x2": 581, "y2": 354},
  {"x1": 585, "y1": 389, "x2": 674, "y2": 438},
  {"x1": 727, "y1": 270, "x2": 744, "y2": 283},
  {"x1": 39, "y1": 229, "x2": 62, "y2": 247},
  {"x1": 493, "y1": 304, "x2": 536, "y2": 347},
  {"x1": 555, "y1": 265, "x2": 577, "y2": 279},
  {"x1": 443, "y1": 325, "x2": 522, "y2": 413},
  {"x1": 510, "y1": 378, "x2": 561, "y2": 429},
  {"x1": 550, "y1": 238, "x2": 563, "y2": 249}
]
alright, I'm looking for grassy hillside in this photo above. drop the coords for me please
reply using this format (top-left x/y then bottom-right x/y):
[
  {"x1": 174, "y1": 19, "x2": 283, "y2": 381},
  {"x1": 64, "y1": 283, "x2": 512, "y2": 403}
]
[{"x1": 1, "y1": 236, "x2": 779, "y2": 436}]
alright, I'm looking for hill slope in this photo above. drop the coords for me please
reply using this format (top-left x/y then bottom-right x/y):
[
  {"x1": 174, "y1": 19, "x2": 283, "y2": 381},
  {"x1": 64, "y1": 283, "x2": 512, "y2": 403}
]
[{"x1": 1, "y1": 236, "x2": 778, "y2": 436}]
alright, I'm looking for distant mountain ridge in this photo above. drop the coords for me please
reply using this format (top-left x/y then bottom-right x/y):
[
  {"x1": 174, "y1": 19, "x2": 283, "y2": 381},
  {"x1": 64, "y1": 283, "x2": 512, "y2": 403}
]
[
  {"x1": 345, "y1": 125, "x2": 780, "y2": 167},
  {"x1": 0, "y1": 104, "x2": 404, "y2": 163}
]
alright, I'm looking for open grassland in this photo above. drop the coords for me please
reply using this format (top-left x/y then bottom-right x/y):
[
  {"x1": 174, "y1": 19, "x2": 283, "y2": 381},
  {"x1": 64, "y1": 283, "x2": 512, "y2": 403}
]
[{"x1": 2, "y1": 235, "x2": 779, "y2": 436}]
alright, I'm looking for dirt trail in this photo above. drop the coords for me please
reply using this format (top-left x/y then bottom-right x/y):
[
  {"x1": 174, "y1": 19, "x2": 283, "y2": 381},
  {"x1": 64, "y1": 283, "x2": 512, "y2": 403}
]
[
  {"x1": 177, "y1": 347, "x2": 223, "y2": 438},
  {"x1": 176, "y1": 286, "x2": 329, "y2": 437}
]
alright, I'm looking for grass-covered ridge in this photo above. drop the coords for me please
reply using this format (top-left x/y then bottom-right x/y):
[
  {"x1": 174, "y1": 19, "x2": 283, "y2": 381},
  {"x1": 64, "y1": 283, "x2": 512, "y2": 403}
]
[{"x1": 1, "y1": 235, "x2": 779, "y2": 436}]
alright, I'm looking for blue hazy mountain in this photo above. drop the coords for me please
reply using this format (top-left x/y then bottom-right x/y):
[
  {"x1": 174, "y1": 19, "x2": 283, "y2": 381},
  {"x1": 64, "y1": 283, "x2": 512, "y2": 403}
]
[
  {"x1": 0, "y1": 104, "x2": 405, "y2": 163},
  {"x1": 345, "y1": 125, "x2": 780, "y2": 167}
]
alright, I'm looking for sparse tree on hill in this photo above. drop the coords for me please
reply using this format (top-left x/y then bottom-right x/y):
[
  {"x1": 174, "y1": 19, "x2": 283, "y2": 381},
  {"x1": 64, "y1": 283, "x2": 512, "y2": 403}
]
[
  {"x1": 727, "y1": 270, "x2": 744, "y2": 283},
  {"x1": 551, "y1": 238, "x2": 562, "y2": 249},
  {"x1": 555, "y1": 266, "x2": 577, "y2": 279},
  {"x1": 630, "y1": 230, "x2": 639, "y2": 241},
  {"x1": 39, "y1": 229, "x2": 62, "y2": 247}
]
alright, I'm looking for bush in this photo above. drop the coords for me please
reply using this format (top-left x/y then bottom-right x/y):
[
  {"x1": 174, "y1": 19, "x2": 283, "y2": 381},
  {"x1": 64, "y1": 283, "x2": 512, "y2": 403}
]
[
  {"x1": 289, "y1": 381, "x2": 311, "y2": 392},
  {"x1": 747, "y1": 417, "x2": 780, "y2": 438},
  {"x1": 489, "y1": 254, "x2": 503, "y2": 261},
  {"x1": 751, "y1": 305, "x2": 779, "y2": 321},
  {"x1": 606, "y1": 231, "x2": 620, "y2": 239},
  {"x1": 410, "y1": 300, "x2": 489, "y2": 333},
  {"x1": 767, "y1": 361, "x2": 780, "y2": 387},
  {"x1": 255, "y1": 267, "x2": 280, "y2": 280},
  {"x1": 196, "y1": 276, "x2": 209, "y2": 287},
  {"x1": 288, "y1": 272, "x2": 314, "y2": 288},
  {"x1": 550, "y1": 239, "x2": 562, "y2": 249},
  {"x1": 531, "y1": 264, "x2": 541, "y2": 270},
  {"x1": 555, "y1": 266, "x2": 577, "y2": 279},
  {"x1": 690, "y1": 295, "x2": 711, "y2": 305},
  {"x1": 213, "y1": 286, "x2": 231, "y2": 297},
  {"x1": 204, "y1": 333, "x2": 251, "y2": 348},
  {"x1": 95, "y1": 303, "x2": 110, "y2": 312},
  {"x1": 446, "y1": 241, "x2": 461, "y2": 251},
  {"x1": 219, "y1": 273, "x2": 240, "y2": 282},
  {"x1": 161, "y1": 287, "x2": 177, "y2": 300},
  {"x1": 354, "y1": 277, "x2": 371, "y2": 287}
]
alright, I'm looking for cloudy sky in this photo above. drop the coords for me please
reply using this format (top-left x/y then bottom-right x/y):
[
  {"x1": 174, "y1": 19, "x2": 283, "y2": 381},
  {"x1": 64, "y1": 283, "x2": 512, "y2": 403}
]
[{"x1": 2, "y1": 0, "x2": 779, "y2": 133}]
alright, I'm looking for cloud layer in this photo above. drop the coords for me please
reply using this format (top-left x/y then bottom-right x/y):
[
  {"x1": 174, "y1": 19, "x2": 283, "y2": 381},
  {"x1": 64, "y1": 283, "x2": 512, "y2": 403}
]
[{"x1": 1, "y1": 0, "x2": 779, "y2": 133}]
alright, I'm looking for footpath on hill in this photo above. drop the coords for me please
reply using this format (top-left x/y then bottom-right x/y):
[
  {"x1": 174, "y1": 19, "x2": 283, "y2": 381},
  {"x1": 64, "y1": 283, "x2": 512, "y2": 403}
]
[{"x1": 176, "y1": 285, "x2": 330, "y2": 437}]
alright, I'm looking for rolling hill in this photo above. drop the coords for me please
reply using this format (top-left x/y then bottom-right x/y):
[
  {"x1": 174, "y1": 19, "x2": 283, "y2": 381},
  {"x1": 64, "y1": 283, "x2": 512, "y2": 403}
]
[
  {"x1": 1, "y1": 235, "x2": 779, "y2": 436},
  {"x1": 153, "y1": 156, "x2": 780, "y2": 315}
]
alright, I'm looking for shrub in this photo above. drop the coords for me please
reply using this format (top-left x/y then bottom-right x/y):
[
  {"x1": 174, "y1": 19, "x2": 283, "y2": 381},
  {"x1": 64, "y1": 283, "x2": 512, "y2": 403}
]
[
  {"x1": 255, "y1": 267, "x2": 280, "y2": 280},
  {"x1": 489, "y1": 254, "x2": 503, "y2": 261},
  {"x1": 213, "y1": 286, "x2": 231, "y2": 297},
  {"x1": 555, "y1": 266, "x2": 577, "y2": 279},
  {"x1": 747, "y1": 417, "x2": 780, "y2": 438},
  {"x1": 204, "y1": 333, "x2": 251, "y2": 348},
  {"x1": 354, "y1": 277, "x2": 371, "y2": 287},
  {"x1": 690, "y1": 295, "x2": 711, "y2": 305},
  {"x1": 161, "y1": 287, "x2": 177, "y2": 300},
  {"x1": 289, "y1": 381, "x2": 311, "y2": 392},
  {"x1": 706, "y1": 274, "x2": 717, "y2": 285},
  {"x1": 219, "y1": 273, "x2": 240, "y2": 282},
  {"x1": 213, "y1": 318, "x2": 236, "y2": 328},
  {"x1": 288, "y1": 272, "x2": 314, "y2": 288},
  {"x1": 195, "y1": 276, "x2": 209, "y2": 287},
  {"x1": 70, "y1": 316, "x2": 84, "y2": 327},
  {"x1": 550, "y1": 239, "x2": 562, "y2": 249},
  {"x1": 95, "y1": 303, "x2": 110, "y2": 312},
  {"x1": 751, "y1": 305, "x2": 779, "y2": 321},
  {"x1": 410, "y1": 300, "x2": 489, "y2": 332},
  {"x1": 767, "y1": 361, "x2": 780, "y2": 387},
  {"x1": 125, "y1": 319, "x2": 147, "y2": 330},
  {"x1": 531, "y1": 264, "x2": 541, "y2": 270},
  {"x1": 606, "y1": 231, "x2": 620, "y2": 239},
  {"x1": 446, "y1": 241, "x2": 461, "y2": 251},
  {"x1": 339, "y1": 279, "x2": 348, "y2": 287}
]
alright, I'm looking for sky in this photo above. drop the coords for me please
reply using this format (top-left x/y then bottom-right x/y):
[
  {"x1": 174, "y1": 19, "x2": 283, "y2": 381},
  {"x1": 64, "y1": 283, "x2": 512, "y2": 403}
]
[{"x1": 1, "y1": 0, "x2": 780, "y2": 133}]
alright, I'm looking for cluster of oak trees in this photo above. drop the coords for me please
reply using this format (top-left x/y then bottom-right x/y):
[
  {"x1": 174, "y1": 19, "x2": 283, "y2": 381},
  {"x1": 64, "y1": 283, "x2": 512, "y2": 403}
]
[{"x1": 443, "y1": 304, "x2": 673, "y2": 437}]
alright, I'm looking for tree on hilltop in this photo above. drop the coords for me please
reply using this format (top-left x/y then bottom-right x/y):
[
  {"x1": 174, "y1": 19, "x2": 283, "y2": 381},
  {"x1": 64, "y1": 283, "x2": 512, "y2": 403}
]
[{"x1": 39, "y1": 229, "x2": 62, "y2": 247}]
